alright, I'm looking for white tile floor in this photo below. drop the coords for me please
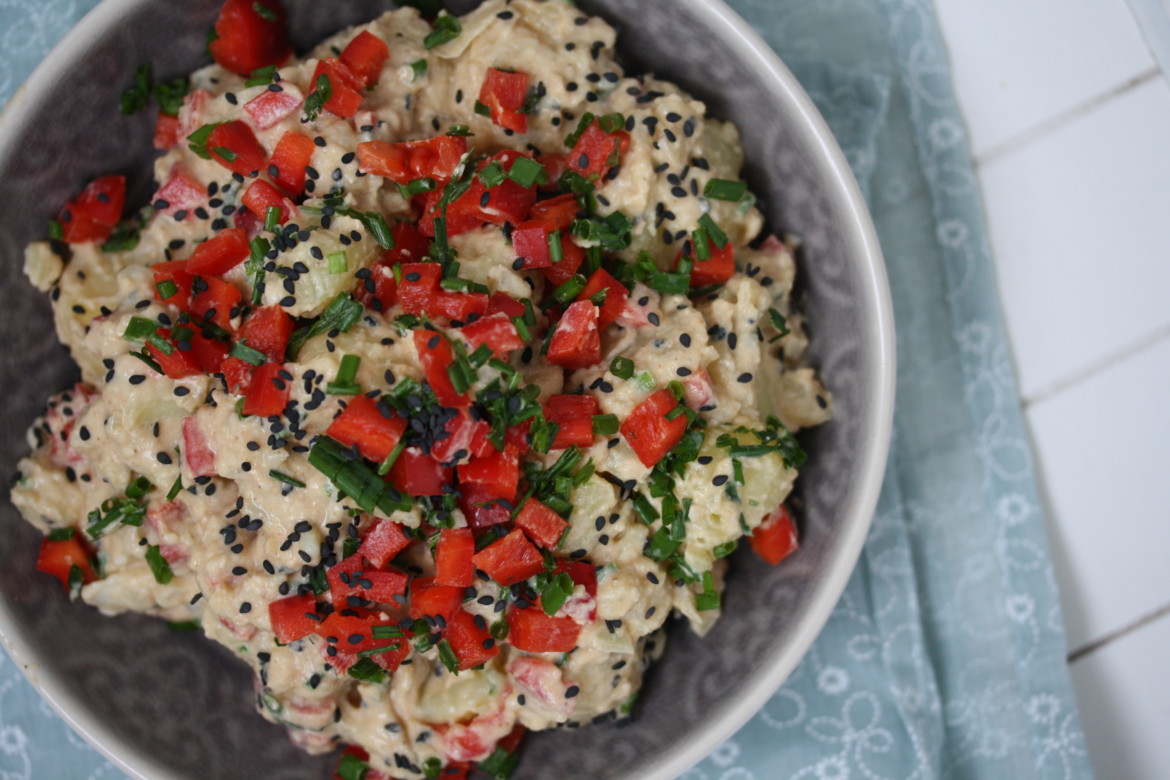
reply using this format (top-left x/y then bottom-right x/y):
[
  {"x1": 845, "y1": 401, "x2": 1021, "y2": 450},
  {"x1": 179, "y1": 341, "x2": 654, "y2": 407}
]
[{"x1": 933, "y1": 0, "x2": 1170, "y2": 777}]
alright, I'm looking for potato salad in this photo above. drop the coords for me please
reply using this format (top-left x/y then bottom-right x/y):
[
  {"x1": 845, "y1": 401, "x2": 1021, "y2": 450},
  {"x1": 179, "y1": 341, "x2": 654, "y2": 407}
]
[{"x1": 11, "y1": 1, "x2": 830, "y2": 777}]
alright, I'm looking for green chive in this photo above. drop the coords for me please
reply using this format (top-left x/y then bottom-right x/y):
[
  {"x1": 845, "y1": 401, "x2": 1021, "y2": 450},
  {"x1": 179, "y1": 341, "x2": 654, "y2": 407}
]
[
  {"x1": 547, "y1": 229, "x2": 564, "y2": 263},
  {"x1": 155, "y1": 280, "x2": 178, "y2": 299},
  {"x1": 478, "y1": 161, "x2": 506, "y2": 188},
  {"x1": 410, "y1": 59, "x2": 428, "y2": 81},
  {"x1": 698, "y1": 214, "x2": 729, "y2": 248},
  {"x1": 692, "y1": 227, "x2": 711, "y2": 261},
  {"x1": 703, "y1": 178, "x2": 748, "y2": 202},
  {"x1": 166, "y1": 474, "x2": 183, "y2": 501},
  {"x1": 592, "y1": 414, "x2": 619, "y2": 436},
  {"x1": 551, "y1": 274, "x2": 587, "y2": 304},
  {"x1": 230, "y1": 341, "x2": 267, "y2": 366},
  {"x1": 263, "y1": 205, "x2": 281, "y2": 232},
  {"x1": 252, "y1": 1, "x2": 277, "y2": 22},
  {"x1": 506, "y1": 155, "x2": 547, "y2": 188},
  {"x1": 47, "y1": 527, "x2": 76, "y2": 542},
  {"x1": 211, "y1": 145, "x2": 238, "y2": 163},
  {"x1": 327, "y1": 250, "x2": 348, "y2": 274},
  {"x1": 186, "y1": 122, "x2": 222, "y2": 160},
  {"x1": 145, "y1": 545, "x2": 173, "y2": 584},
  {"x1": 436, "y1": 639, "x2": 460, "y2": 673},
  {"x1": 376, "y1": 438, "x2": 407, "y2": 476},
  {"x1": 269, "y1": 470, "x2": 305, "y2": 489},
  {"x1": 564, "y1": 112, "x2": 595, "y2": 148},
  {"x1": 649, "y1": 271, "x2": 691, "y2": 295},
  {"x1": 122, "y1": 316, "x2": 158, "y2": 344},
  {"x1": 424, "y1": 14, "x2": 462, "y2": 49},
  {"x1": 597, "y1": 112, "x2": 625, "y2": 134},
  {"x1": 347, "y1": 657, "x2": 387, "y2": 683},
  {"x1": 244, "y1": 65, "x2": 278, "y2": 87},
  {"x1": 47, "y1": 220, "x2": 64, "y2": 240},
  {"x1": 609, "y1": 356, "x2": 634, "y2": 379},
  {"x1": 336, "y1": 753, "x2": 370, "y2": 780},
  {"x1": 303, "y1": 74, "x2": 332, "y2": 122}
]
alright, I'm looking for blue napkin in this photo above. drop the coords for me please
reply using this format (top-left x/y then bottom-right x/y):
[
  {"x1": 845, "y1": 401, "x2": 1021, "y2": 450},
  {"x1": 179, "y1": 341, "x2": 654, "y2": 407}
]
[{"x1": 0, "y1": 1, "x2": 1092, "y2": 778}]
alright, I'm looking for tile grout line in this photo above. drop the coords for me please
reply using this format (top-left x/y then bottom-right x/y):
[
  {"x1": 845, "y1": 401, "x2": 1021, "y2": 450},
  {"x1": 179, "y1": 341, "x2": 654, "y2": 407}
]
[
  {"x1": 1068, "y1": 601, "x2": 1170, "y2": 662},
  {"x1": 974, "y1": 67, "x2": 1162, "y2": 168},
  {"x1": 1022, "y1": 322, "x2": 1170, "y2": 408}
]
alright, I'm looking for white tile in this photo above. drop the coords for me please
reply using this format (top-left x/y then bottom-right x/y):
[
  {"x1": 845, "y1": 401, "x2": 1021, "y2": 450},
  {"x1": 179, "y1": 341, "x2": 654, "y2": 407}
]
[
  {"x1": 1126, "y1": 0, "x2": 1170, "y2": 75},
  {"x1": 1027, "y1": 335, "x2": 1170, "y2": 650},
  {"x1": 934, "y1": 0, "x2": 1153, "y2": 157},
  {"x1": 1070, "y1": 611, "x2": 1170, "y2": 779},
  {"x1": 980, "y1": 76, "x2": 1170, "y2": 400}
]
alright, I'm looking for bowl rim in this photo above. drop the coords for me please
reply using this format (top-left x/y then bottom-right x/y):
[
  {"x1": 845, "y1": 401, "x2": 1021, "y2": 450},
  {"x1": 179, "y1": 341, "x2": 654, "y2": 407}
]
[{"x1": 0, "y1": 1, "x2": 895, "y2": 778}]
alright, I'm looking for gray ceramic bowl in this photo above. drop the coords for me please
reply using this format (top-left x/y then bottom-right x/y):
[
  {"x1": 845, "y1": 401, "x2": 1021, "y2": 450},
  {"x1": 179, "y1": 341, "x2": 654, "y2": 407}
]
[{"x1": 0, "y1": 1, "x2": 893, "y2": 778}]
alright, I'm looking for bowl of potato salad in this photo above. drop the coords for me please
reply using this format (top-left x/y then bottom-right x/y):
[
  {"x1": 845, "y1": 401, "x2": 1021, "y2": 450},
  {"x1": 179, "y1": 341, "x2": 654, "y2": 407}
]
[{"x1": 0, "y1": 1, "x2": 892, "y2": 778}]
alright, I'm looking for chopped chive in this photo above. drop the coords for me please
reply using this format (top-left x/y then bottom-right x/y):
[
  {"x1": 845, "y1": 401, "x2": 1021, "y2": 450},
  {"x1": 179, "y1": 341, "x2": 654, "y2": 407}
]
[
  {"x1": 244, "y1": 65, "x2": 277, "y2": 87},
  {"x1": 410, "y1": 58, "x2": 428, "y2": 81},
  {"x1": 186, "y1": 122, "x2": 222, "y2": 160},
  {"x1": 263, "y1": 205, "x2": 280, "y2": 232},
  {"x1": 597, "y1": 112, "x2": 625, "y2": 134},
  {"x1": 692, "y1": 227, "x2": 711, "y2": 261},
  {"x1": 303, "y1": 73, "x2": 332, "y2": 122},
  {"x1": 252, "y1": 1, "x2": 277, "y2": 22},
  {"x1": 703, "y1": 178, "x2": 748, "y2": 202},
  {"x1": 551, "y1": 274, "x2": 587, "y2": 304},
  {"x1": 649, "y1": 270, "x2": 690, "y2": 295},
  {"x1": 424, "y1": 14, "x2": 462, "y2": 49},
  {"x1": 609, "y1": 356, "x2": 634, "y2": 379},
  {"x1": 155, "y1": 279, "x2": 178, "y2": 299},
  {"x1": 145, "y1": 545, "x2": 173, "y2": 584},
  {"x1": 166, "y1": 474, "x2": 183, "y2": 501},
  {"x1": 436, "y1": 638, "x2": 460, "y2": 673},
  {"x1": 376, "y1": 438, "x2": 408, "y2": 476},
  {"x1": 478, "y1": 161, "x2": 506, "y2": 188},
  {"x1": 446, "y1": 124, "x2": 472, "y2": 137},
  {"x1": 698, "y1": 214, "x2": 729, "y2": 248},
  {"x1": 122, "y1": 316, "x2": 158, "y2": 344},
  {"x1": 210, "y1": 145, "x2": 237, "y2": 163},
  {"x1": 47, "y1": 220, "x2": 64, "y2": 240},
  {"x1": 269, "y1": 470, "x2": 305, "y2": 489},
  {"x1": 506, "y1": 155, "x2": 548, "y2": 188},
  {"x1": 547, "y1": 229, "x2": 564, "y2": 263},
  {"x1": 592, "y1": 414, "x2": 618, "y2": 436},
  {"x1": 47, "y1": 527, "x2": 76, "y2": 542},
  {"x1": 347, "y1": 657, "x2": 387, "y2": 683},
  {"x1": 564, "y1": 112, "x2": 595, "y2": 148},
  {"x1": 632, "y1": 492, "x2": 659, "y2": 524},
  {"x1": 230, "y1": 341, "x2": 268, "y2": 366},
  {"x1": 474, "y1": 100, "x2": 491, "y2": 116},
  {"x1": 326, "y1": 354, "x2": 361, "y2": 395},
  {"x1": 397, "y1": 177, "x2": 437, "y2": 199},
  {"x1": 327, "y1": 250, "x2": 348, "y2": 274}
]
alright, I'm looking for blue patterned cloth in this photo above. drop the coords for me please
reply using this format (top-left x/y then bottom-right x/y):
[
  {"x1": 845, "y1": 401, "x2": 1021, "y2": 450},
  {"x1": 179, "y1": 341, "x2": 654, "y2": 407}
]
[{"x1": 0, "y1": 1, "x2": 1091, "y2": 778}]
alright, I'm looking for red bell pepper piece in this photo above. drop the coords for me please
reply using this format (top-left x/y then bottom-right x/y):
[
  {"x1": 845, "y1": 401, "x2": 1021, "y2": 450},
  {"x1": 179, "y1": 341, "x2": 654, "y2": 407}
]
[
  {"x1": 185, "y1": 227, "x2": 250, "y2": 276},
  {"x1": 578, "y1": 268, "x2": 629, "y2": 328},
  {"x1": 457, "y1": 485, "x2": 513, "y2": 530},
  {"x1": 309, "y1": 58, "x2": 363, "y2": 119},
  {"x1": 388, "y1": 446, "x2": 453, "y2": 496},
  {"x1": 358, "y1": 519, "x2": 413, "y2": 569},
  {"x1": 444, "y1": 608, "x2": 499, "y2": 670},
  {"x1": 328, "y1": 554, "x2": 409, "y2": 604},
  {"x1": 208, "y1": 121, "x2": 267, "y2": 177},
  {"x1": 242, "y1": 180, "x2": 292, "y2": 225},
  {"x1": 153, "y1": 166, "x2": 206, "y2": 221},
  {"x1": 268, "y1": 593, "x2": 319, "y2": 643},
  {"x1": 486, "y1": 291, "x2": 526, "y2": 319},
  {"x1": 355, "y1": 261, "x2": 397, "y2": 314},
  {"x1": 478, "y1": 67, "x2": 529, "y2": 133},
  {"x1": 544, "y1": 394, "x2": 597, "y2": 450},
  {"x1": 190, "y1": 276, "x2": 242, "y2": 332},
  {"x1": 413, "y1": 328, "x2": 469, "y2": 408},
  {"x1": 514, "y1": 498, "x2": 568, "y2": 550},
  {"x1": 431, "y1": 412, "x2": 493, "y2": 464},
  {"x1": 471, "y1": 528, "x2": 543, "y2": 586},
  {"x1": 567, "y1": 119, "x2": 629, "y2": 181},
  {"x1": 457, "y1": 448, "x2": 519, "y2": 503},
  {"x1": 58, "y1": 175, "x2": 125, "y2": 244},
  {"x1": 208, "y1": 0, "x2": 291, "y2": 76},
  {"x1": 145, "y1": 331, "x2": 203, "y2": 380},
  {"x1": 434, "y1": 528, "x2": 475, "y2": 588},
  {"x1": 242, "y1": 362, "x2": 290, "y2": 417},
  {"x1": 417, "y1": 151, "x2": 536, "y2": 237},
  {"x1": 268, "y1": 130, "x2": 316, "y2": 196},
  {"x1": 507, "y1": 603, "x2": 580, "y2": 653},
  {"x1": 528, "y1": 193, "x2": 579, "y2": 229},
  {"x1": 326, "y1": 395, "x2": 407, "y2": 464},
  {"x1": 408, "y1": 576, "x2": 464, "y2": 620},
  {"x1": 620, "y1": 389, "x2": 687, "y2": 467},
  {"x1": 684, "y1": 235, "x2": 736, "y2": 286},
  {"x1": 538, "y1": 237, "x2": 585, "y2": 287},
  {"x1": 219, "y1": 356, "x2": 255, "y2": 394},
  {"x1": 182, "y1": 416, "x2": 217, "y2": 477},
  {"x1": 244, "y1": 85, "x2": 304, "y2": 130},
  {"x1": 459, "y1": 314, "x2": 523, "y2": 358},
  {"x1": 154, "y1": 112, "x2": 183, "y2": 150},
  {"x1": 546, "y1": 300, "x2": 601, "y2": 370},
  {"x1": 339, "y1": 31, "x2": 390, "y2": 89},
  {"x1": 555, "y1": 559, "x2": 598, "y2": 599},
  {"x1": 398, "y1": 263, "x2": 442, "y2": 316},
  {"x1": 186, "y1": 330, "x2": 231, "y2": 373},
  {"x1": 431, "y1": 291, "x2": 489, "y2": 323},
  {"x1": 239, "y1": 305, "x2": 292, "y2": 363},
  {"x1": 313, "y1": 612, "x2": 401, "y2": 672},
  {"x1": 35, "y1": 533, "x2": 97, "y2": 592},
  {"x1": 750, "y1": 505, "x2": 799, "y2": 565},
  {"x1": 152, "y1": 260, "x2": 194, "y2": 307},
  {"x1": 358, "y1": 135, "x2": 468, "y2": 185}
]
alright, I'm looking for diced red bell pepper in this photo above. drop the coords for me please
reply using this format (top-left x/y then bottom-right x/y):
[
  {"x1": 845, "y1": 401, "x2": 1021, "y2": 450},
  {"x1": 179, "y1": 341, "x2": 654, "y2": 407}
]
[
  {"x1": 398, "y1": 263, "x2": 442, "y2": 316},
  {"x1": 367, "y1": 633, "x2": 413, "y2": 673},
  {"x1": 457, "y1": 448, "x2": 519, "y2": 503},
  {"x1": 528, "y1": 193, "x2": 580, "y2": 229},
  {"x1": 357, "y1": 140, "x2": 409, "y2": 182},
  {"x1": 326, "y1": 394, "x2": 406, "y2": 464},
  {"x1": 153, "y1": 260, "x2": 194, "y2": 307},
  {"x1": 385, "y1": 221, "x2": 432, "y2": 264},
  {"x1": 444, "y1": 608, "x2": 499, "y2": 670},
  {"x1": 459, "y1": 314, "x2": 523, "y2": 358},
  {"x1": 146, "y1": 331, "x2": 203, "y2": 380},
  {"x1": 269, "y1": 131, "x2": 316, "y2": 196},
  {"x1": 554, "y1": 559, "x2": 598, "y2": 600},
  {"x1": 479, "y1": 67, "x2": 529, "y2": 133},
  {"x1": 220, "y1": 356, "x2": 255, "y2": 394},
  {"x1": 486, "y1": 291, "x2": 526, "y2": 319},
  {"x1": 431, "y1": 412, "x2": 493, "y2": 464},
  {"x1": 310, "y1": 58, "x2": 363, "y2": 119},
  {"x1": 471, "y1": 528, "x2": 543, "y2": 586},
  {"x1": 185, "y1": 227, "x2": 250, "y2": 276},
  {"x1": 313, "y1": 612, "x2": 399, "y2": 672},
  {"x1": 567, "y1": 119, "x2": 629, "y2": 181},
  {"x1": 154, "y1": 112, "x2": 183, "y2": 150},
  {"x1": 358, "y1": 519, "x2": 413, "y2": 569},
  {"x1": 357, "y1": 135, "x2": 468, "y2": 185},
  {"x1": 186, "y1": 330, "x2": 231, "y2": 373},
  {"x1": 620, "y1": 389, "x2": 687, "y2": 467},
  {"x1": 538, "y1": 154, "x2": 569, "y2": 190},
  {"x1": 388, "y1": 446, "x2": 453, "y2": 496},
  {"x1": 355, "y1": 261, "x2": 397, "y2": 314},
  {"x1": 58, "y1": 175, "x2": 125, "y2": 244},
  {"x1": 434, "y1": 528, "x2": 475, "y2": 588},
  {"x1": 242, "y1": 180, "x2": 292, "y2": 226},
  {"x1": 510, "y1": 220, "x2": 554, "y2": 270},
  {"x1": 507, "y1": 603, "x2": 580, "y2": 653},
  {"x1": 579, "y1": 268, "x2": 629, "y2": 328},
  {"x1": 239, "y1": 304, "x2": 292, "y2": 363},
  {"x1": 431, "y1": 292, "x2": 489, "y2": 323},
  {"x1": 190, "y1": 276, "x2": 242, "y2": 332},
  {"x1": 751, "y1": 505, "x2": 799, "y2": 566},
  {"x1": 268, "y1": 593, "x2": 319, "y2": 643},
  {"x1": 413, "y1": 328, "x2": 469, "y2": 408},
  {"x1": 242, "y1": 362, "x2": 290, "y2": 417},
  {"x1": 418, "y1": 151, "x2": 536, "y2": 237},
  {"x1": 182, "y1": 416, "x2": 217, "y2": 477},
  {"x1": 408, "y1": 576, "x2": 464, "y2": 620},
  {"x1": 35, "y1": 533, "x2": 97, "y2": 592},
  {"x1": 153, "y1": 166, "x2": 206, "y2": 221},
  {"x1": 544, "y1": 393, "x2": 597, "y2": 449},
  {"x1": 244, "y1": 85, "x2": 304, "y2": 130},
  {"x1": 546, "y1": 300, "x2": 600, "y2": 370},
  {"x1": 208, "y1": 0, "x2": 291, "y2": 76},
  {"x1": 538, "y1": 237, "x2": 585, "y2": 287},
  {"x1": 340, "y1": 31, "x2": 390, "y2": 89},
  {"x1": 514, "y1": 498, "x2": 568, "y2": 550},
  {"x1": 329, "y1": 554, "x2": 409, "y2": 604},
  {"x1": 684, "y1": 236, "x2": 736, "y2": 286},
  {"x1": 418, "y1": 188, "x2": 484, "y2": 238},
  {"x1": 457, "y1": 485, "x2": 513, "y2": 530},
  {"x1": 208, "y1": 121, "x2": 268, "y2": 177}
]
